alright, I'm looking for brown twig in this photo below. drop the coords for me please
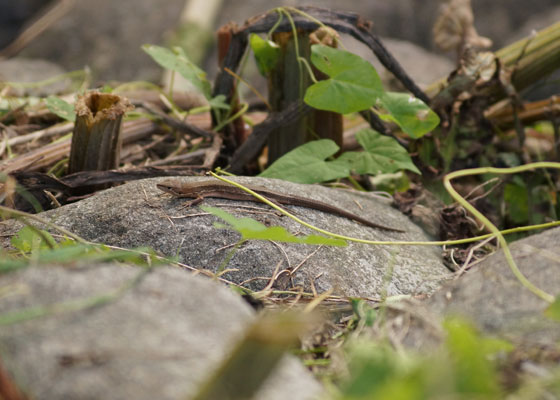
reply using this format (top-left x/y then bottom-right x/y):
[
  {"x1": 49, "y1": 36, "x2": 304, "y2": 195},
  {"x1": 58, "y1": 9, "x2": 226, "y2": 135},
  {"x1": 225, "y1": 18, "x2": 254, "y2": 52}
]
[
  {"x1": 1, "y1": 119, "x2": 159, "y2": 174},
  {"x1": 229, "y1": 101, "x2": 312, "y2": 173},
  {"x1": 132, "y1": 100, "x2": 213, "y2": 138},
  {"x1": 203, "y1": 133, "x2": 224, "y2": 169}
]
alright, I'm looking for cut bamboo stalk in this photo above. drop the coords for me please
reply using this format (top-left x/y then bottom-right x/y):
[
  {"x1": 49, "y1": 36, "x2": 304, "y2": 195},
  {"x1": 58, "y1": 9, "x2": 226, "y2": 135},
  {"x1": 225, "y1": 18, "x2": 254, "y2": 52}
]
[
  {"x1": 267, "y1": 31, "x2": 312, "y2": 163},
  {"x1": 1, "y1": 113, "x2": 212, "y2": 174},
  {"x1": 68, "y1": 92, "x2": 132, "y2": 176},
  {"x1": 267, "y1": 29, "x2": 343, "y2": 164}
]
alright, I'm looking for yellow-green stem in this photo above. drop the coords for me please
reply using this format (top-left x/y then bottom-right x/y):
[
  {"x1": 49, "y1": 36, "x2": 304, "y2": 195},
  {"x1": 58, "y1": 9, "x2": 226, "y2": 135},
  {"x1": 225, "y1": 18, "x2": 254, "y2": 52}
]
[
  {"x1": 209, "y1": 172, "x2": 559, "y2": 247},
  {"x1": 444, "y1": 162, "x2": 559, "y2": 303}
]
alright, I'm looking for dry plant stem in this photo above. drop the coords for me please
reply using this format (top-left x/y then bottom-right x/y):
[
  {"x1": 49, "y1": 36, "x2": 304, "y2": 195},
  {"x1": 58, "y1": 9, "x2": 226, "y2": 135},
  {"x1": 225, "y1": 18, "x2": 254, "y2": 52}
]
[
  {"x1": 0, "y1": 354, "x2": 30, "y2": 400},
  {"x1": 444, "y1": 162, "x2": 559, "y2": 303},
  {"x1": 229, "y1": 100, "x2": 312, "y2": 173},
  {"x1": 486, "y1": 96, "x2": 560, "y2": 130},
  {"x1": 267, "y1": 24, "x2": 343, "y2": 164},
  {"x1": 202, "y1": 134, "x2": 223, "y2": 169},
  {"x1": 495, "y1": 21, "x2": 560, "y2": 94},
  {"x1": 5, "y1": 122, "x2": 73, "y2": 147},
  {"x1": 1, "y1": 119, "x2": 164, "y2": 174},
  {"x1": 453, "y1": 235, "x2": 495, "y2": 278},
  {"x1": 147, "y1": 150, "x2": 206, "y2": 167},
  {"x1": 69, "y1": 92, "x2": 133, "y2": 177},
  {"x1": 426, "y1": 21, "x2": 560, "y2": 99},
  {"x1": 209, "y1": 172, "x2": 560, "y2": 248},
  {"x1": 132, "y1": 100, "x2": 213, "y2": 138},
  {"x1": 267, "y1": 30, "x2": 313, "y2": 164}
]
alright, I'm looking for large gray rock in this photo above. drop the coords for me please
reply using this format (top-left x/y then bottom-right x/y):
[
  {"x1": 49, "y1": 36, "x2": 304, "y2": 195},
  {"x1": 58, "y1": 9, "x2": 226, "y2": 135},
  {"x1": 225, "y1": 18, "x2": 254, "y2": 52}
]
[
  {"x1": 0, "y1": 264, "x2": 323, "y2": 400},
  {"x1": 401, "y1": 226, "x2": 560, "y2": 349},
  {"x1": 427, "y1": 226, "x2": 560, "y2": 344},
  {"x1": 0, "y1": 177, "x2": 450, "y2": 298},
  {"x1": 0, "y1": 58, "x2": 70, "y2": 96}
]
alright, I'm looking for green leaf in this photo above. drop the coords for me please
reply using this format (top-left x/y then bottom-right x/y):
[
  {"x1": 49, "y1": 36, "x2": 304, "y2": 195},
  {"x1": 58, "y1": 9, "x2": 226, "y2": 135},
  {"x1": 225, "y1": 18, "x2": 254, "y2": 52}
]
[
  {"x1": 259, "y1": 139, "x2": 350, "y2": 183},
  {"x1": 201, "y1": 206, "x2": 346, "y2": 246},
  {"x1": 142, "y1": 44, "x2": 211, "y2": 99},
  {"x1": 11, "y1": 226, "x2": 56, "y2": 253},
  {"x1": 350, "y1": 299, "x2": 378, "y2": 327},
  {"x1": 45, "y1": 96, "x2": 75, "y2": 122},
  {"x1": 337, "y1": 129, "x2": 420, "y2": 174},
  {"x1": 545, "y1": 297, "x2": 560, "y2": 321},
  {"x1": 369, "y1": 171, "x2": 411, "y2": 193},
  {"x1": 341, "y1": 341, "x2": 415, "y2": 397},
  {"x1": 304, "y1": 45, "x2": 383, "y2": 114},
  {"x1": 444, "y1": 317, "x2": 504, "y2": 396},
  {"x1": 207, "y1": 94, "x2": 230, "y2": 111},
  {"x1": 249, "y1": 34, "x2": 280, "y2": 76},
  {"x1": 377, "y1": 92, "x2": 439, "y2": 138}
]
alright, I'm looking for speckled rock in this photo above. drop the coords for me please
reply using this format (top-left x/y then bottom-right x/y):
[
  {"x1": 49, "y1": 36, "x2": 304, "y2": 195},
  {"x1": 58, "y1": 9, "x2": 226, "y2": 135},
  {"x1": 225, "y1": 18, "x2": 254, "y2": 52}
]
[
  {"x1": 0, "y1": 177, "x2": 450, "y2": 298},
  {"x1": 0, "y1": 264, "x2": 323, "y2": 400}
]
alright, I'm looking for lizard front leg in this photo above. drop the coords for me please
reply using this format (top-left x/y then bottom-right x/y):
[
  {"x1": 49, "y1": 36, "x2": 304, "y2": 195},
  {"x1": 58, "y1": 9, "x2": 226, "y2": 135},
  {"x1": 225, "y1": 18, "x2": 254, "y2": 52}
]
[{"x1": 180, "y1": 195, "x2": 205, "y2": 208}]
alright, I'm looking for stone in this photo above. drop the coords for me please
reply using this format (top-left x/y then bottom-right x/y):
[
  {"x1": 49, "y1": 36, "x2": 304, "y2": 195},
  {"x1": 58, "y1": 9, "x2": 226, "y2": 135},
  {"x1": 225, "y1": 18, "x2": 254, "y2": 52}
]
[
  {"x1": 400, "y1": 226, "x2": 560, "y2": 349},
  {"x1": 0, "y1": 58, "x2": 70, "y2": 96},
  {"x1": 0, "y1": 177, "x2": 450, "y2": 298},
  {"x1": 427, "y1": 226, "x2": 560, "y2": 345},
  {"x1": 0, "y1": 263, "x2": 323, "y2": 400}
]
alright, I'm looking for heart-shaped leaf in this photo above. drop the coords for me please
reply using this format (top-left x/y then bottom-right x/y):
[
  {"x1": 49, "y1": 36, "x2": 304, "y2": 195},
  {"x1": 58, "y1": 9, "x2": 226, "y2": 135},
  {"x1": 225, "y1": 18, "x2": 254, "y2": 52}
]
[
  {"x1": 304, "y1": 45, "x2": 384, "y2": 114},
  {"x1": 259, "y1": 139, "x2": 350, "y2": 183},
  {"x1": 249, "y1": 34, "x2": 280, "y2": 76},
  {"x1": 377, "y1": 92, "x2": 439, "y2": 138},
  {"x1": 337, "y1": 129, "x2": 420, "y2": 174}
]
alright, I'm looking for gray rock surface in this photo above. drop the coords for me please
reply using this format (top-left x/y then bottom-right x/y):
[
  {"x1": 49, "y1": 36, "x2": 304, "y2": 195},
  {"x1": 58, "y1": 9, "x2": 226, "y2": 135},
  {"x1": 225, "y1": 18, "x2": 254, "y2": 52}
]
[
  {"x1": 402, "y1": 226, "x2": 560, "y2": 349},
  {"x1": 0, "y1": 58, "x2": 70, "y2": 96},
  {"x1": 0, "y1": 177, "x2": 450, "y2": 298},
  {"x1": 0, "y1": 264, "x2": 323, "y2": 400}
]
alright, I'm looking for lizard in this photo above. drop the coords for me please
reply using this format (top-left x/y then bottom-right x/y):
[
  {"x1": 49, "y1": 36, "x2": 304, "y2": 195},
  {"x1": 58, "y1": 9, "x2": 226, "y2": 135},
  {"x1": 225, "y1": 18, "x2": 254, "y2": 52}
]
[{"x1": 156, "y1": 180, "x2": 404, "y2": 233}]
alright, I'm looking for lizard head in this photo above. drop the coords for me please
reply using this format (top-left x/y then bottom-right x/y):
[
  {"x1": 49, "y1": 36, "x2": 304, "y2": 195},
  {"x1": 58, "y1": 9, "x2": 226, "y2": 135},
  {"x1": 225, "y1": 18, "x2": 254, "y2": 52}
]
[{"x1": 156, "y1": 180, "x2": 181, "y2": 196}]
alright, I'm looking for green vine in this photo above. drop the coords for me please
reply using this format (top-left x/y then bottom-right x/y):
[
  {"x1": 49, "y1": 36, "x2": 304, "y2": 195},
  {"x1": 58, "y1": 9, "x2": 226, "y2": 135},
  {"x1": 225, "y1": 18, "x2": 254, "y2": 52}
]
[
  {"x1": 210, "y1": 168, "x2": 559, "y2": 303},
  {"x1": 444, "y1": 162, "x2": 560, "y2": 303}
]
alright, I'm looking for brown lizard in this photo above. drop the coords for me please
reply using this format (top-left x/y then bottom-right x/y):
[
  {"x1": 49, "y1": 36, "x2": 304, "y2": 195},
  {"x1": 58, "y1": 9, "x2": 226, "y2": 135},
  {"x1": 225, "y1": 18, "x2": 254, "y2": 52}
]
[{"x1": 156, "y1": 180, "x2": 404, "y2": 233}]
